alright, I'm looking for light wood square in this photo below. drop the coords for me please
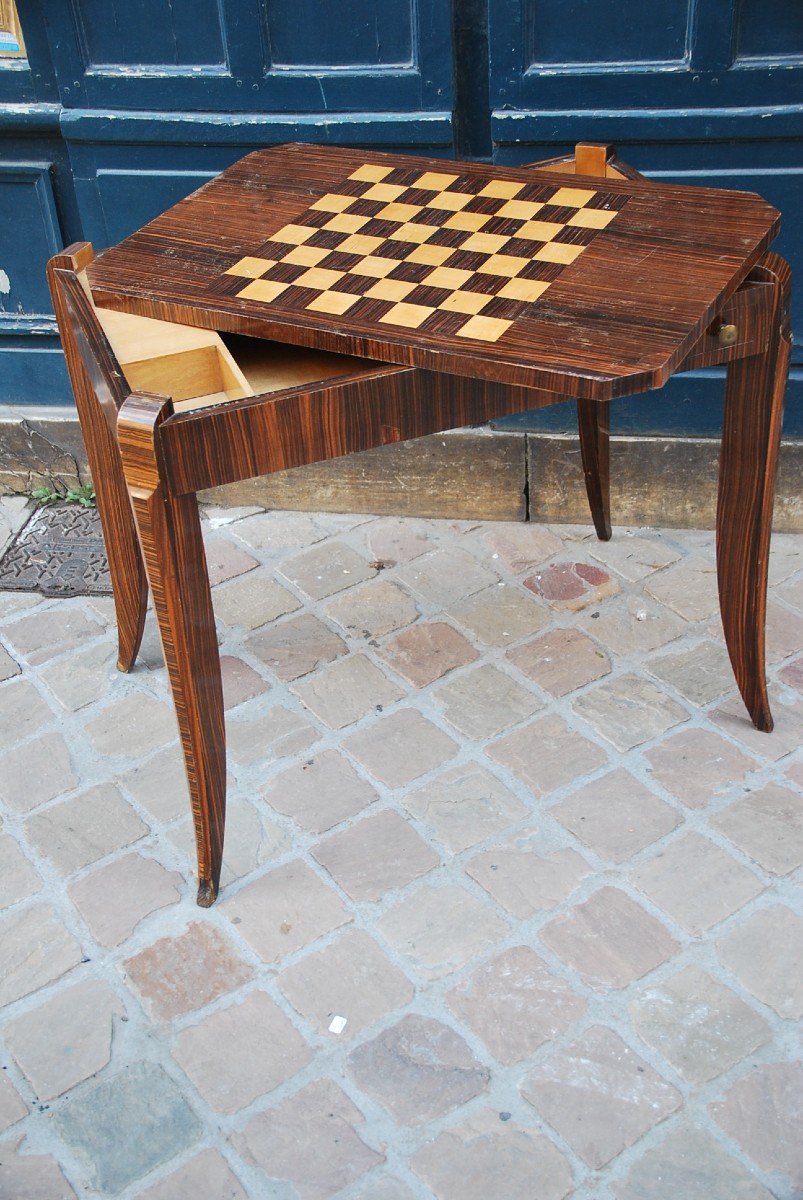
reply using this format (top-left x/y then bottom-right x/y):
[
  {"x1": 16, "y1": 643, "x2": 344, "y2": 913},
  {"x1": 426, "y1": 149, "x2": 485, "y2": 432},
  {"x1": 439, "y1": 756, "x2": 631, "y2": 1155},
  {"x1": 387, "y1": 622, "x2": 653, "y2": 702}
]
[
  {"x1": 550, "y1": 186, "x2": 597, "y2": 208},
  {"x1": 499, "y1": 277, "x2": 551, "y2": 303},
  {"x1": 444, "y1": 211, "x2": 491, "y2": 231},
  {"x1": 426, "y1": 191, "x2": 473, "y2": 212},
  {"x1": 414, "y1": 171, "x2": 460, "y2": 190},
  {"x1": 364, "y1": 278, "x2": 417, "y2": 302},
  {"x1": 515, "y1": 220, "x2": 566, "y2": 242},
  {"x1": 349, "y1": 164, "x2": 393, "y2": 183},
  {"x1": 476, "y1": 253, "x2": 530, "y2": 278},
  {"x1": 307, "y1": 290, "x2": 361, "y2": 314},
  {"x1": 376, "y1": 202, "x2": 423, "y2": 222},
  {"x1": 534, "y1": 241, "x2": 585, "y2": 265},
  {"x1": 226, "y1": 256, "x2": 275, "y2": 278},
  {"x1": 311, "y1": 193, "x2": 355, "y2": 214},
  {"x1": 362, "y1": 182, "x2": 407, "y2": 202},
  {"x1": 456, "y1": 314, "x2": 514, "y2": 341},
  {"x1": 269, "y1": 224, "x2": 317, "y2": 246},
  {"x1": 438, "y1": 290, "x2": 492, "y2": 315},
  {"x1": 348, "y1": 255, "x2": 400, "y2": 278},
  {"x1": 379, "y1": 302, "x2": 436, "y2": 329},
  {"x1": 496, "y1": 199, "x2": 545, "y2": 221},
  {"x1": 323, "y1": 213, "x2": 370, "y2": 234},
  {"x1": 238, "y1": 279, "x2": 290, "y2": 303},
  {"x1": 421, "y1": 266, "x2": 473, "y2": 289},
  {"x1": 282, "y1": 245, "x2": 330, "y2": 267},
  {"x1": 388, "y1": 222, "x2": 438, "y2": 245},
  {"x1": 406, "y1": 243, "x2": 455, "y2": 265},
  {"x1": 478, "y1": 180, "x2": 525, "y2": 200},
  {"x1": 568, "y1": 207, "x2": 617, "y2": 229},
  {"x1": 294, "y1": 267, "x2": 346, "y2": 290},
  {"x1": 337, "y1": 233, "x2": 385, "y2": 255},
  {"x1": 460, "y1": 231, "x2": 510, "y2": 254}
]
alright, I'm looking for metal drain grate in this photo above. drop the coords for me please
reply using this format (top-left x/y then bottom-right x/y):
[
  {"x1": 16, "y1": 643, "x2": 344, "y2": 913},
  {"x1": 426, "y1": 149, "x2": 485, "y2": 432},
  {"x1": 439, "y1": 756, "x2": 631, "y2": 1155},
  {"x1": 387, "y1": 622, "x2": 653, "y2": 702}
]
[{"x1": 0, "y1": 503, "x2": 112, "y2": 597}]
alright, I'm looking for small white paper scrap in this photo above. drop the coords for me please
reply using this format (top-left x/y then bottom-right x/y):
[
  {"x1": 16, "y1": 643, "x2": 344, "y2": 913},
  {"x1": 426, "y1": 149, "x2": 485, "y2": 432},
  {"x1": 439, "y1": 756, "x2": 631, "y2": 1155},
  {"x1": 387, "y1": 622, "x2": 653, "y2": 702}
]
[{"x1": 329, "y1": 1015, "x2": 348, "y2": 1035}]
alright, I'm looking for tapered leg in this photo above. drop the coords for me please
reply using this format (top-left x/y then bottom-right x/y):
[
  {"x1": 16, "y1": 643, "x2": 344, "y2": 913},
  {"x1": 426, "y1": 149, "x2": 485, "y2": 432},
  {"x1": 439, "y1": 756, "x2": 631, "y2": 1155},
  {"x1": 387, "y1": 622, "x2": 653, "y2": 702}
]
[
  {"x1": 119, "y1": 394, "x2": 226, "y2": 904},
  {"x1": 717, "y1": 252, "x2": 791, "y2": 732},
  {"x1": 577, "y1": 398, "x2": 612, "y2": 541}
]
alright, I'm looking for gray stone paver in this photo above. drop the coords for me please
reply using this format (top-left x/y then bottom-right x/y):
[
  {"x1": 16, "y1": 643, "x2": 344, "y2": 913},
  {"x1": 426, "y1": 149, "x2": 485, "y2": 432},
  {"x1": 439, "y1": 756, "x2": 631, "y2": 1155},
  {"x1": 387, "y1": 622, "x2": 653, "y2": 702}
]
[{"x1": 0, "y1": 508, "x2": 800, "y2": 1199}]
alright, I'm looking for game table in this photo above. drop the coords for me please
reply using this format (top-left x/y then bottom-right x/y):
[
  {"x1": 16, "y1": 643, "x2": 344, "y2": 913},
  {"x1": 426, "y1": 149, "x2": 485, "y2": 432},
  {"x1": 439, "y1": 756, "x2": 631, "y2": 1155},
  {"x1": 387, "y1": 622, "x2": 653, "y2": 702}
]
[{"x1": 81, "y1": 143, "x2": 789, "y2": 904}]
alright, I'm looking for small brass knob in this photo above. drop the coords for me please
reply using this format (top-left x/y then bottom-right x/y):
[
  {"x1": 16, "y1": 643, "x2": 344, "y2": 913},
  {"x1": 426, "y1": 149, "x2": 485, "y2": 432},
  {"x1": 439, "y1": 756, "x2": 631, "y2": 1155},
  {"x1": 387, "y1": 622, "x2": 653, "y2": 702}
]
[{"x1": 717, "y1": 323, "x2": 738, "y2": 347}]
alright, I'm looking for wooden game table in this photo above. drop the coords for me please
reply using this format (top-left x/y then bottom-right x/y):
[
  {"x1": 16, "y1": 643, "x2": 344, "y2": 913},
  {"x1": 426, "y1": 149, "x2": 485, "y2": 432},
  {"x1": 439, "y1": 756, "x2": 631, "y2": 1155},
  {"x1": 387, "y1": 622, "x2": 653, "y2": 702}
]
[{"x1": 84, "y1": 143, "x2": 789, "y2": 904}]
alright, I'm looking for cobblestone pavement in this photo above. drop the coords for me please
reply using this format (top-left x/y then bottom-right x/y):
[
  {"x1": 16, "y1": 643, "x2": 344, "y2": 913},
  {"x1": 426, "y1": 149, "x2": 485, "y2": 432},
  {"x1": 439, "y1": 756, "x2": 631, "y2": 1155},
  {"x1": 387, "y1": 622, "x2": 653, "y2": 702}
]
[{"x1": 0, "y1": 498, "x2": 801, "y2": 1200}]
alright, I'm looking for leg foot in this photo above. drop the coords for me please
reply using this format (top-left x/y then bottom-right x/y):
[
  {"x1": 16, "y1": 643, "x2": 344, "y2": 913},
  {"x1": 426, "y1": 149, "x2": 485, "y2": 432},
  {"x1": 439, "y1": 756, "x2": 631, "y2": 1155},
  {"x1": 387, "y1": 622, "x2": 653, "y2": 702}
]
[{"x1": 577, "y1": 397, "x2": 612, "y2": 540}]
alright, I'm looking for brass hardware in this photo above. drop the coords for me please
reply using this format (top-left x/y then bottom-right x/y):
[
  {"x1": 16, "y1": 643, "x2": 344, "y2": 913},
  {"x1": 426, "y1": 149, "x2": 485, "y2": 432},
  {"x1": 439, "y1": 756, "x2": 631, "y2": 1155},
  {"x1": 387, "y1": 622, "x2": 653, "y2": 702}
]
[{"x1": 717, "y1": 323, "x2": 738, "y2": 348}]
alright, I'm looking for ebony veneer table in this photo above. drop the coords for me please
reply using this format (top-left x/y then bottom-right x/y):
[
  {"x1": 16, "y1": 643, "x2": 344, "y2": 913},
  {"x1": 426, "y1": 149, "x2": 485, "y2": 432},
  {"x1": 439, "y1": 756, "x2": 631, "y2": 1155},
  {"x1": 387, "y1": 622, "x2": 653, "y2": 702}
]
[{"x1": 79, "y1": 143, "x2": 788, "y2": 904}]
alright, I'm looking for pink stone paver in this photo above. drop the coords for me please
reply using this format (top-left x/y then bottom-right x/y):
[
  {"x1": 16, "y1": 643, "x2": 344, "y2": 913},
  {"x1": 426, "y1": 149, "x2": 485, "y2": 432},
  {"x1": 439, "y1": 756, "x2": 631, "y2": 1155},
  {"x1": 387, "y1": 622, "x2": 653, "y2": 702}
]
[
  {"x1": 379, "y1": 621, "x2": 479, "y2": 687},
  {"x1": 711, "y1": 1063, "x2": 803, "y2": 1188},
  {"x1": 524, "y1": 559, "x2": 619, "y2": 611},
  {"x1": 122, "y1": 923, "x2": 253, "y2": 1020}
]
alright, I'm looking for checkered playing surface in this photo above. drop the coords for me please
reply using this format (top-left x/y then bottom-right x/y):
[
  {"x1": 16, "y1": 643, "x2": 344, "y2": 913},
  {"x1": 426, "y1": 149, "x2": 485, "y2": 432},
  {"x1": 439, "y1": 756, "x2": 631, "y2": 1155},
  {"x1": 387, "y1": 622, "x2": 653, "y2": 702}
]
[{"x1": 218, "y1": 162, "x2": 631, "y2": 344}]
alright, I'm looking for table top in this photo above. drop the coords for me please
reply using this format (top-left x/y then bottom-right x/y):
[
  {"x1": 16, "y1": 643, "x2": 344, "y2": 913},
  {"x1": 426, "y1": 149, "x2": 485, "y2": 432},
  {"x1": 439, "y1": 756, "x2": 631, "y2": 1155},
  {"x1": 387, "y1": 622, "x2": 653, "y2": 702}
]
[{"x1": 88, "y1": 143, "x2": 780, "y2": 401}]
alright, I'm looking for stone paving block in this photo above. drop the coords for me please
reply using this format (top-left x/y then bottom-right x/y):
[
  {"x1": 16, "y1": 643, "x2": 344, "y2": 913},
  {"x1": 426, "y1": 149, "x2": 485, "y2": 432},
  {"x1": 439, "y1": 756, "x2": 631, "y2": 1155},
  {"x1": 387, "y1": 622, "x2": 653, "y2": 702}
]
[
  {"x1": 645, "y1": 557, "x2": 720, "y2": 621},
  {"x1": 540, "y1": 886, "x2": 678, "y2": 991},
  {"x1": 123, "y1": 745, "x2": 189, "y2": 823},
  {"x1": 0, "y1": 642, "x2": 20, "y2": 682},
  {"x1": 379, "y1": 621, "x2": 479, "y2": 688},
  {"x1": 779, "y1": 654, "x2": 803, "y2": 691},
  {"x1": 24, "y1": 783, "x2": 147, "y2": 875},
  {"x1": 710, "y1": 1062, "x2": 803, "y2": 1188},
  {"x1": 278, "y1": 927, "x2": 414, "y2": 1039},
  {"x1": 220, "y1": 655, "x2": 269, "y2": 710},
  {"x1": 481, "y1": 524, "x2": 563, "y2": 573},
  {"x1": 395, "y1": 547, "x2": 498, "y2": 607},
  {"x1": 613, "y1": 1122, "x2": 776, "y2": 1200},
  {"x1": 312, "y1": 809, "x2": 439, "y2": 901},
  {"x1": 53, "y1": 1062, "x2": 201, "y2": 1196},
  {"x1": 233, "y1": 1078, "x2": 383, "y2": 1199},
  {"x1": 291, "y1": 653, "x2": 404, "y2": 729},
  {"x1": 364, "y1": 516, "x2": 432, "y2": 564},
  {"x1": 172, "y1": 989, "x2": 312, "y2": 1114},
  {"x1": 0, "y1": 1137, "x2": 76, "y2": 1199},
  {"x1": 630, "y1": 832, "x2": 764, "y2": 934},
  {"x1": 231, "y1": 510, "x2": 325, "y2": 552},
  {"x1": 524, "y1": 560, "x2": 619, "y2": 611},
  {"x1": 0, "y1": 903, "x2": 83, "y2": 1006},
  {"x1": 344, "y1": 709, "x2": 458, "y2": 787},
  {"x1": 0, "y1": 832, "x2": 42, "y2": 908},
  {"x1": 466, "y1": 839, "x2": 590, "y2": 919},
  {"x1": 0, "y1": 729, "x2": 77, "y2": 813},
  {"x1": 347, "y1": 1014, "x2": 489, "y2": 1126},
  {"x1": 717, "y1": 904, "x2": 803, "y2": 1019},
  {"x1": 709, "y1": 782, "x2": 803, "y2": 875},
  {"x1": 83, "y1": 692, "x2": 175, "y2": 758},
  {"x1": 572, "y1": 674, "x2": 688, "y2": 751},
  {"x1": 228, "y1": 704, "x2": 318, "y2": 767},
  {"x1": 135, "y1": 1149, "x2": 247, "y2": 1200},
  {"x1": 377, "y1": 883, "x2": 508, "y2": 980},
  {"x1": 170, "y1": 794, "x2": 291, "y2": 889},
  {"x1": 220, "y1": 859, "x2": 352, "y2": 962},
  {"x1": 549, "y1": 768, "x2": 681, "y2": 863},
  {"x1": 629, "y1": 964, "x2": 771, "y2": 1083},
  {"x1": 447, "y1": 945, "x2": 587, "y2": 1065},
  {"x1": 522, "y1": 1025, "x2": 681, "y2": 1168},
  {"x1": 507, "y1": 626, "x2": 610, "y2": 696},
  {"x1": 432, "y1": 663, "x2": 542, "y2": 738},
  {"x1": 123, "y1": 922, "x2": 253, "y2": 1020},
  {"x1": 487, "y1": 713, "x2": 608, "y2": 796},
  {"x1": 712, "y1": 690, "x2": 803, "y2": 761},
  {"x1": 647, "y1": 640, "x2": 735, "y2": 706},
  {"x1": 68, "y1": 853, "x2": 183, "y2": 948},
  {"x1": 446, "y1": 583, "x2": 550, "y2": 647},
  {"x1": 261, "y1": 750, "x2": 377, "y2": 834},
  {"x1": 38, "y1": 640, "x2": 118, "y2": 712},
  {"x1": 204, "y1": 535, "x2": 258, "y2": 585},
  {"x1": 3, "y1": 980, "x2": 125, "y2": 1101},
  {"x1": 0, "y1": 678, "x2": 53, "y2": 746},
  {"x1": 645, "y1": 728, "x2": 756, "y2": 809},
  {"x1": 278, "y1": 541, "x2": 376, "y2": 600},
  {"x1": 246, "y1": 612, "x2": 346, "y2": 682},
  {"x1": 212, "y1": 570, "x2": 300, "y2": 630},
  {"x1": 411, "y1": 1108, "x2": 573, "y2": 1200},
  {"x1": 587, "y1": 533, "x2": 681, "y2": 581},
  {"x1": 0, "y1": 1073, "x2": 26, "y2": 1133},
  {"x1": 578, "y1": 594, "x2": 684, "y2": 655},
  {"x1": 3, "y1": 604, "x2": 105, "y2": 667},
  {"x1": 403, "y1": 763, "x2": 528, "y2": 853},
  {"x1": 323, "y1": 578, "x2": 418, "y2": 638}
]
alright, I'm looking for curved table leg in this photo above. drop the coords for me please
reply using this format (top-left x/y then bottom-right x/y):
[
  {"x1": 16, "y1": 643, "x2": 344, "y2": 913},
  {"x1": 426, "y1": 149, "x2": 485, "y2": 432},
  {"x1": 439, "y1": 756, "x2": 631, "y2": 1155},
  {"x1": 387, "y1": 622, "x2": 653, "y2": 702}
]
[
  {"x1": 578, "y1": 398, "x2": 612, "y2": 541},
  {"x1": 119, "y1": 393, "x2": 226, "y2": 905},
  {"x1": 717, "y1": 252, "x2": 791, "y2": 733}
]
